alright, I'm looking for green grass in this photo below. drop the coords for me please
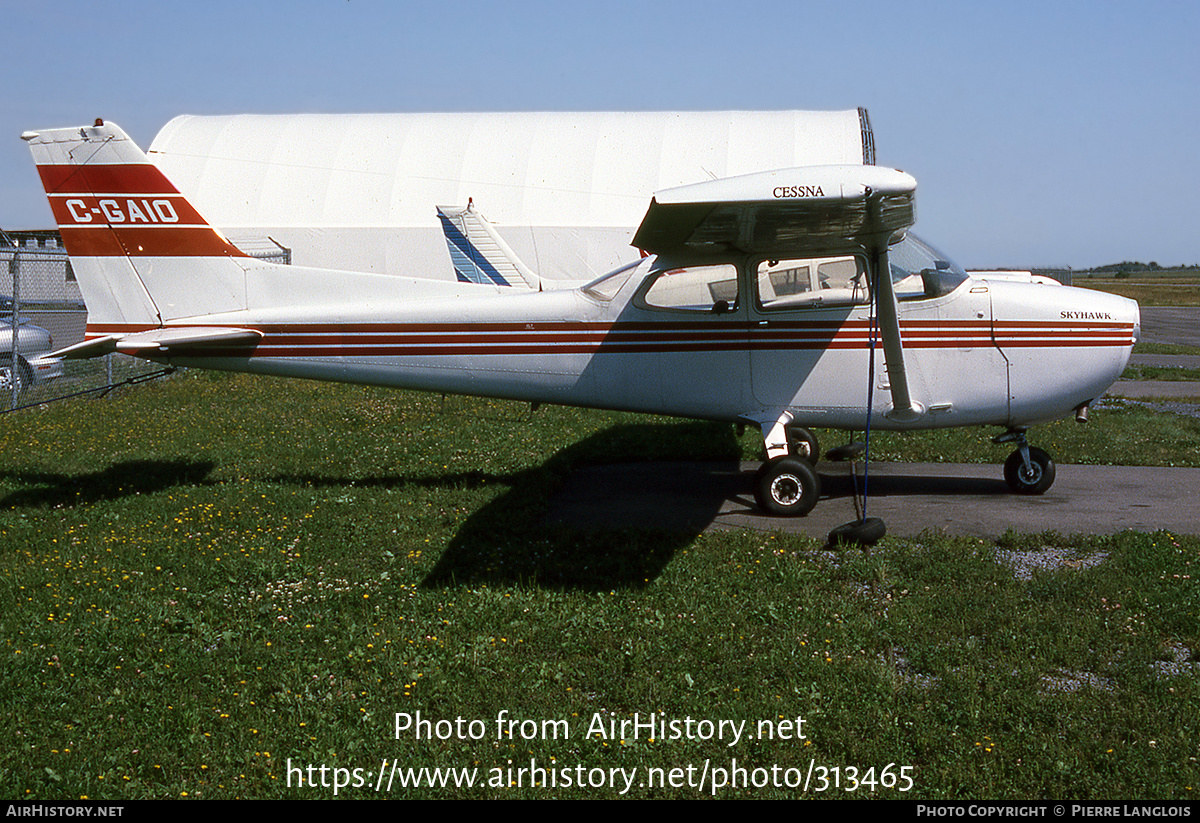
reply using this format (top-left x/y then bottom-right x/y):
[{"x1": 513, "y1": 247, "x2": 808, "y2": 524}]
[
  {"x1": 1, "y1": 372, "x2": 1198, "y2": 799},
  {"x1": 1077, "y1": 282, "x2": 1200, "y2": 306},
  {"x1": 1122, "y1": 364, "x2": 1200, "y2": 382},
  {"x1": 1135, "y1": 342, "x2": 1200, "y2": 357}
]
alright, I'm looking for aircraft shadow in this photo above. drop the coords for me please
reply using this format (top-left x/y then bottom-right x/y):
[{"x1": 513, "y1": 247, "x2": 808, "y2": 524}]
[
  {"x1": 0, "y1": 459, "x2": 217, "y2": 510},
  {"x1": 421, "y1": 420, "x2": 742, "y2": 591},
  {"x1": 542, "y1": 461, "x2": 1011, "y2": 528}
]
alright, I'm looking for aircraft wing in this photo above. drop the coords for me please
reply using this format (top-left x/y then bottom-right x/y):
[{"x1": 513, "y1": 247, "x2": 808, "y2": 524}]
[
  {"x1": 632, "y1": 165, "x2": 915, "y2": 258},
  {"x1": 635, "y1": 164, "x2": 923, "y2": 422}
]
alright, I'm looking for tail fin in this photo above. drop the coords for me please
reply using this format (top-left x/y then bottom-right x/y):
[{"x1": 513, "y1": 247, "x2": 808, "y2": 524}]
[
  {"x1": 22, "y1": 120, "x2": 249, "y2": 332},
  {"x1": 436, "y1": 200, "x2": 542, "y2": 290}
]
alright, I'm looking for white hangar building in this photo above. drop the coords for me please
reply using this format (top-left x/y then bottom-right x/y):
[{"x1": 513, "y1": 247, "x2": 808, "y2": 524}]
[{"x1": 146, "y1": 109, "x2": 875, "y2": 282}]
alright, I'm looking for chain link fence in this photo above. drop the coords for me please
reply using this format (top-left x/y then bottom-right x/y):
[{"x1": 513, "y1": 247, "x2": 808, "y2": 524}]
[{"x1": 0, "y1": 232, "x2": 289, "y2": 410}]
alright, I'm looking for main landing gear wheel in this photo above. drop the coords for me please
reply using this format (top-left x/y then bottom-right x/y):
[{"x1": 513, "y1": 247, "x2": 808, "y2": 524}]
[
  {"x1": 785, "y1": 425, "x2": 820, "y2": 464},
  {"x1": 1003, "y1": 447, "x2": 1056, "y2": 495},
  {"x1": 754, "y1": 456, "x2": 821, "y2": 517}
]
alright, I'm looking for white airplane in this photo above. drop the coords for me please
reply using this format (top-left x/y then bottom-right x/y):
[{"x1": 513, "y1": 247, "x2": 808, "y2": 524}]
[{"x1": 22, "y1": 120, "x2": 1139, "y2": 519}]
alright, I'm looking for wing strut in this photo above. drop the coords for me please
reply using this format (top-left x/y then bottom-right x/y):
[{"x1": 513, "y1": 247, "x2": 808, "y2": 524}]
[
  {"x1": 867, "y1": 193, "x2": 921, "y2": 422},
  {"x1": 830, "y1": 189, "x2": 914, "y2": 547}
]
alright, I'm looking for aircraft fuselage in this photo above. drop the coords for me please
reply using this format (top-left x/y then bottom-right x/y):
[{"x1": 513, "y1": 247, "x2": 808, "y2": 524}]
[{"x1": 127, "y1": 254, "x2": 1136, "y2": 435}]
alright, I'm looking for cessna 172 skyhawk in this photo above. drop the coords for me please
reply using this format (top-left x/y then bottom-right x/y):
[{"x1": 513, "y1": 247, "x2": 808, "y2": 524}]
[{"x1": 23, "y1": 119, "x2": 1139, "y2": 518}]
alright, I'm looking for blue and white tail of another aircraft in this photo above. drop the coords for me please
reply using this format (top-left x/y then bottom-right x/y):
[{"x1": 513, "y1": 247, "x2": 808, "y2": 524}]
[{"x1": 436, "y1": 201, "x2": 543, "y2": 290}]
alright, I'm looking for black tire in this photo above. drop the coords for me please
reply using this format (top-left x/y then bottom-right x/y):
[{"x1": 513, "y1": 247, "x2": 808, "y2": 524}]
[
  {"x1": 828, "y1": 517, "x2": 886, "y2": 547},
  {"x1": 825, "y1": 441, "x2": 866, "y2": 462},
  {"x1": 1003, "y1": 447, "x2": 1055, "y2": 495},
  {"x1": 786, "y1": 425, "x2": 820, "y2": 464},
  {"x1": 754, "y1": 457, "x2": 821, "y2": 516}
]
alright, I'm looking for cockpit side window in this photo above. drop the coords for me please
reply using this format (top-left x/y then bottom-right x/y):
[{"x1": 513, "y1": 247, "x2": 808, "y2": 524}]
[
  {"x1": 638, "y1": 263, "x2": 740, "y2": 313},
  {"x1": 755, "y1": 255, "x2": 868, "y2": 311}
]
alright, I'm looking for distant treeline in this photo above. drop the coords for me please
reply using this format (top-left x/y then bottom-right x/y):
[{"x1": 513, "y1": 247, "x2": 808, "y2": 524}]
[
  {"x1": 1094, "y1": 262, "x2": 1195, "y2": 272},
  {"x1": 1083, "y1": 262, "x2": 1200, "y2": 274},
  {"x1": 1005, "y1": 262, "x2": 1200, "y2": 277}
]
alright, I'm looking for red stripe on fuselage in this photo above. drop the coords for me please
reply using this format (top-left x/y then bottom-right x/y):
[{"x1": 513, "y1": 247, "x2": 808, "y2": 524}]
[{"x1": 87, "y1": 319, "x2": 1134, "y2": 359}]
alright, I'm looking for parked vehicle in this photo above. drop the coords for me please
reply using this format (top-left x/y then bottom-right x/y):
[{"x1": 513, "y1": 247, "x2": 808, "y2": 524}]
[{"x1": 0, "y1": 316, "x2": 62, "y2": 393}]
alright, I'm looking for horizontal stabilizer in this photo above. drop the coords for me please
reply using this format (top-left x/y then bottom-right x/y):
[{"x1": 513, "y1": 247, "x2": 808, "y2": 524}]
[
  {"x1": 436, "y1": 202, "x2": 542, "y2": 289},
  {"x1": 633, "y1": 165, "x2": 916, "y2": 258},
  {"x1": 51, "y1": 327, "x2": 261, "y2": 360},
  {"x1": 116, "y1": 327, "x2": 262, "y2": 355},
  {"x1": 50, "y1": 335, "x2": 119, "y2": 360}
]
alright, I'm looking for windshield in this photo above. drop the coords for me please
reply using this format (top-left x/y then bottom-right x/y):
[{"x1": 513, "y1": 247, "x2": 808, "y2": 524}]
[{"x1": 888, "y1": 234, "x2": 968, "y2": 299}]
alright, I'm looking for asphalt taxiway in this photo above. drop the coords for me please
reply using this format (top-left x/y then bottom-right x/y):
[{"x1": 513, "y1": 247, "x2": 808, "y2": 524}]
[
  {"x1": 1140, "y1": 306, "x2": 1200, "y2": 347},
  {"x1": 549, "y1": 461, "x2": 1200, "y2": 538}
]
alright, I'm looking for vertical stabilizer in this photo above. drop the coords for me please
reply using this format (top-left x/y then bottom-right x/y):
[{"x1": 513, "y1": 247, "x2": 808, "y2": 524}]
[{"x1": 22, "y1": 120, "x2": 250, "y2": 332}]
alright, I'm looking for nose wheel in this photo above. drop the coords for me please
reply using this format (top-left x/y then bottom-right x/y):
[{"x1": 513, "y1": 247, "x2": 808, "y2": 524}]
[
  {"x1": 995, "y1": 431, "x2": 1056, "y2": 495},
  {"x1": 1004, "y1": 446, "x2": 1055, "y2": 494}
]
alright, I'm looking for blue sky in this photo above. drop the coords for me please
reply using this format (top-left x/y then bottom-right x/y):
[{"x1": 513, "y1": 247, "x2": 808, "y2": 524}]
[{"x1": 3, "y1": 0, "x2": 1197, "y2": 268}]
